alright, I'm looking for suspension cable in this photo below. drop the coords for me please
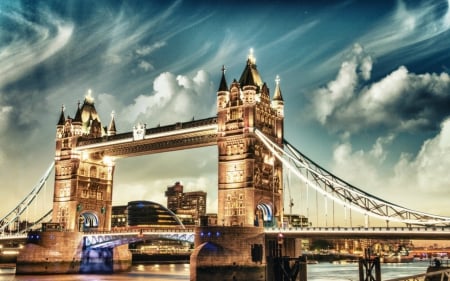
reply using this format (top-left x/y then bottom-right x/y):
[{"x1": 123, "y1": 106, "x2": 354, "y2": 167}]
[{"x1": 254, "y1": 130, "x2": 450, "y2": 226}]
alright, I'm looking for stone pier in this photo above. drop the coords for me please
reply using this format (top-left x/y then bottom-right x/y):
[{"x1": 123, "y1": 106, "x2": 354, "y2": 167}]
[
  {"x1": 16, "y1": 231, "x2": 131, "y2": 274},
  {"x1": 190, "y1": 226, "x2": 266, "y2": 281}
]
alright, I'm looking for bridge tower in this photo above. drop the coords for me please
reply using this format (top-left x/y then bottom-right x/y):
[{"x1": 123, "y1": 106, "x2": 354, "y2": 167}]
[
  {"x1": 216, "y1": 51, "x2": 284, "y2": 227},
  {"x1": 54, "y1": 91, "x2": 116, "y2": 232}
]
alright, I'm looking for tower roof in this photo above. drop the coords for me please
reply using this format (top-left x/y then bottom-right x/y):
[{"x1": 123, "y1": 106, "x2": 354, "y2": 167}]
[
  {"x1": 273, "y1": 75, "x2": 284, "y2": 102},
  {"x1": 73, "y1": 101, "x2": 82, "y2": 123},
  {"x1": 239, "y1": 50, "x2": 263, "y2": 87},
  {"x1": 218, "y1": 65, "x2": 228, "y2": 91},
  {"x1": 80, "y1": 90, "x2": 102, "y2": 134},
  {"x1": 108, "y1": 111, "x2": 117, "y2": 133},
  {"x1": 57, "y1": 105, "x2": 65, "y2": 126}
]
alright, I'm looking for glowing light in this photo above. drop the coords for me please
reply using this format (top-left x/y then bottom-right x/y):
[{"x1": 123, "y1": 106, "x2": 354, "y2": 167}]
[
  {"x1": 248, "y1": 48, "x2": 256, "y2": 64},
  {"x1": 85, "y1": 89, "x2": 94, "y2": 103},
  {"x1": 103, "y1": 156, "x2": 114, "y2": 166},
  {"x1": 2, "y1": 250, "x2": 19, "y2": 255}
]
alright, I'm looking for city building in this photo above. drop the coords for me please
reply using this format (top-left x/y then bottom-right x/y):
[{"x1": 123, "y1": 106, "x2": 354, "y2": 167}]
[
  {"x1": 110, "y1": 201, "x2": 184, "y2": 228},
  {"x1": 127, "y1": 201, "x2": 183, "y2": 227},
  {"x1": 200, "y1": 213, "x2": 218, "y2": 226},
  {"x1": 283, "y1": 214, "x2": 309, "y2": 228},
  {"x1": 165, "y1": 182, "x2": 206, "y2": 225},
  {"x1": 111, "y1": 205, "x2": 127, "y2": 227}
]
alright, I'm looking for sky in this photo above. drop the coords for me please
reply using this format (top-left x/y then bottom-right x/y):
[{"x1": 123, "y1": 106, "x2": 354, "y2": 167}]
[{"x1": 1, "y1": 0, "x2": 450, "y2": 226}]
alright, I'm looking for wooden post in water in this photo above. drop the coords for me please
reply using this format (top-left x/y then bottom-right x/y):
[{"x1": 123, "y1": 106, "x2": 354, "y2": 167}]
[{"x1": 358, "y1": 248, "x2": 381, "y2": 281}]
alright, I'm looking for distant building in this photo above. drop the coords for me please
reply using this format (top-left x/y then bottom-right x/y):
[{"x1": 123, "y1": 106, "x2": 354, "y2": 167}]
[
  {"x1": 111, "y1": 201, "x2": 184, "y2": 228},
  {"x1": 111, "y1": 205, "x2": 127, "y2": 227},
  {"x1": 200, "y1": 213, "x2": 218, "y2": 226},
  {"x1": 127, "y1": 201, "x2": 183, "y2": 227},
  {"x1": 283, "y1": 214, "x2": 309, "y2": 228},
  {"x1": 165, "y1": 182, "x2": 206, "y2": 225}
]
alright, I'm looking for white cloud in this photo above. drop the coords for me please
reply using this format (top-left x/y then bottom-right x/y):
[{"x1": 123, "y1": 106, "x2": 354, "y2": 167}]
[
  {"x1": 391, "y1": 118, "x2": 450, "y2": 194},
  {"x1": 0, "y1": 11, "x2": 73, "y2": 88},
  {"x1": 331, "y1": 135, "x2": 391, "y2": 191},
  {"x1": 0, "y1": 105, "x2": 12, "y2": 132},
  {"x1": 135, "y1": 41, "x2": 166, "y2": 56},
  {"x1": 311, "y1": 44, "x2": 450, "y2": 134},
  {"x1": 120, "y1": 70, "x2": 214, "y2": 126},
  {"x1": 328, "y1": 118, "x2": 450, "y2": 215},
  {"x1": 138, "y1": 60, "x2": 154, "y2": 71},
  {"x1": 361, "y1": 0, "x2": 450, "y2": 58}
]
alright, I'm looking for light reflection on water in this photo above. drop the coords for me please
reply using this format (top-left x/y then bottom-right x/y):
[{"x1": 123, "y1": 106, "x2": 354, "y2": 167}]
[{"x1": 0, "y1": 261, "x2": 430, "y2": 281}]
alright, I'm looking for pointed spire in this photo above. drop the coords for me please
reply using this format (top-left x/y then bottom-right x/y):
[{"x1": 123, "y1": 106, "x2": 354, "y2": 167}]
[
  {"x1": 107, "y1": 111, "x2": 117, "y2": 136},
  {"x1": 218, "y1": 65, "x2": 228, "y2": 91},
  {"x1": 239, "y1": 49, "x2": 263, "y2": 87},
  {"x1": 73, "y1": 101, "x2": 82, "y2": 123},
  {"x1": 57, "y1": 105, "x2": 65, "y2": 126},
  {"x1": 273, "y1": 75, "x2": 284, "y2": 101}
]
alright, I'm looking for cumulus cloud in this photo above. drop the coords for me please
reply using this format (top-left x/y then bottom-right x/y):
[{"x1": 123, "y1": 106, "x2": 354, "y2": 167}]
[
  {"x1": 311, "y1": 44, "x2": 450, "y2": 134},
  {"x1": 331, "y1": 134, "x2": 394, "y2": 192},
  {"x1": 119, "y1": 70, "x2": 215, "y2": 126},
  {"x1": 328, "y1": 118, "x2": 450, "y2": 215},
  {"x1": 391, "y1": 118, "x2": 450, "y2": 194}
]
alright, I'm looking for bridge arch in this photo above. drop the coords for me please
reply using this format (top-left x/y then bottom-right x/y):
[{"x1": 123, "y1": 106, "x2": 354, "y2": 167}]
[
  {"x1": 79, "y1": 212, "x2": 99, "y2": 231},
  {"x1": 256, "y1": 202, "x2": 273, "y2": 227}
]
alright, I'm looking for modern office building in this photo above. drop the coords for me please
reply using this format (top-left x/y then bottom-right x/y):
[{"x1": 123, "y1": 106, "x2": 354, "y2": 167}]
[
  {"x1": 111, "y1": 201, "x2": 183, "y2": 228},
  {"x1": 165, "y1": 182, "x2": 206, "y2": 225}
]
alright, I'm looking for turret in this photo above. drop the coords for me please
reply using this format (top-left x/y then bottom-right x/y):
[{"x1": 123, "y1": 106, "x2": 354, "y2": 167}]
[
  {"x1": 56, "y1": 105, "x2": 65, "y2": 139},
  {"x1": 271, "y1": 75, "x2": 284, "y2": 117},
  {"x1": 217, "y1": 66, "x2": 229, "y2": 109},
  {"x1": 271, "y1": 75, "x2": 284, "y2": 143},
  {"x1": 107, "y1": 111, "x2": 117, "y2": 136}
]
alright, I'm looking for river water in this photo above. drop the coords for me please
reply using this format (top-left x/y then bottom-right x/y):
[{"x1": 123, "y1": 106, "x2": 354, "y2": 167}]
[{"x1": 0, "y1": 261, "x2": 432, "y2": 281}]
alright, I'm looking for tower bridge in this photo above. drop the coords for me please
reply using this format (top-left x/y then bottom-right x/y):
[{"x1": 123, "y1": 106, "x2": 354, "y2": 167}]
[{"x1": 2, "y1": 52, "x2": 448, "y2": 280}]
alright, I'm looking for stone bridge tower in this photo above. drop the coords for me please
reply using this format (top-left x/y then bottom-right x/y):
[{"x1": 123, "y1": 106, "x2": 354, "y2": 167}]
[
  {"x1": 54, "y1": 91, "x2": 116, "y2": 231},
  {"x1": 216, "y1": 51, "x2": 284, "y2": 227}
]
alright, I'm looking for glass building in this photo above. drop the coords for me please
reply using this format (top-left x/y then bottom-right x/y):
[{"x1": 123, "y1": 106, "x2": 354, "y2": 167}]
[{"x1": 126, "y1": 200, "x2": 184, "y2": 227}]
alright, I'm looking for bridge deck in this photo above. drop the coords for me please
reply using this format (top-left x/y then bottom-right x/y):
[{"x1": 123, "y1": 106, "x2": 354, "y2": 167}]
[{"x1": 76, "y1": 117, "x2": 218, "y2": 158}]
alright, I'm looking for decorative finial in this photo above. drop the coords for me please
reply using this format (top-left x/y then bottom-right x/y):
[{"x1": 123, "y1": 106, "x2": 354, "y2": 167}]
[
  {"x1": 248, "y1": 48, "x2": 256, "y2": 64},
  {"x1": 111, "y1": 110, "x2": 115, "y2": 118},
  {"x1": 61, "y1": 104, "x2": 65, "y2": 112},
  {"x1": 85, "y1": 89, "x2": 94, "y2": 103},
  {"x1": 275, "y1": 75, "x2": 280, "y2": 85},
  {"x1": 221, "y1": 65, "x2": 226, "y2": 74}
]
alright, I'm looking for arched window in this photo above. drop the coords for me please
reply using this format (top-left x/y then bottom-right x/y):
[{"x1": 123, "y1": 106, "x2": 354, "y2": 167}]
[{"x1": 90, "y1": 166, "x2": 97, "y2": 178}]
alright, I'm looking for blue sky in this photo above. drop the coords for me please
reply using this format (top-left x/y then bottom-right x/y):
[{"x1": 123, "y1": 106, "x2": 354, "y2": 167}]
[{"x1": 1, "y1": 0, "x2": 450, "y2": 225}]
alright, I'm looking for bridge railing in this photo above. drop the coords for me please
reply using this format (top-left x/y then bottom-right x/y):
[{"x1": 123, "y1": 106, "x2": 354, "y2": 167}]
[
  {"x1": 83, "y1": 227, "x2": 196, "y2": 236},
  {"x1": 264, "y1": 226, "x2": 450, "y2": 234},
  {"x1": 264, "y1": 224, "x2": 450, "y2": 239}
]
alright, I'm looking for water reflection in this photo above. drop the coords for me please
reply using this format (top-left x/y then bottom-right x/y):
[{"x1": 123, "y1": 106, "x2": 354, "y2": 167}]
[{"x1": 0, "y1": 262, "x2": 429, "y2": 281}]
